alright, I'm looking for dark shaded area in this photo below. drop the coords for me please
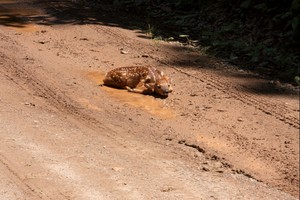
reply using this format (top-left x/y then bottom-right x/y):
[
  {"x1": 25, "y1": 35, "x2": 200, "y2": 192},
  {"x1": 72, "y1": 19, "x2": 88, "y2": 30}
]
[
  {"x1": 0, "y1": 0, "x2": 141, "y2": 28},
  {"x1": 244, "y1": 81, "x2": 298, "y2": 95},
  {"x1": 0, "y1": 0, "x2": 298, "y2": 96},
  {"x1": 110, "y1": 0, "x2": 300, "y2": 83},
  {"x1": 225, "y1": 72, "x2": 300, "y2": 95},
  {"x1": 0, "y1": 3, "x2": 39, "y2": 28},
  {"x1": 161, "y1": 45, "x2": 299, "y2": 95}
]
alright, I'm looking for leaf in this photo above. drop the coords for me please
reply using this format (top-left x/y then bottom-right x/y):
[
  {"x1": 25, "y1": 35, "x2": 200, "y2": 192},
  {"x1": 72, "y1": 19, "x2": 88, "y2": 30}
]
[
  {"x1": 263, "y1": 39, "x2": 273, "y2": 45},
  {"x1": 280, "y1": 11, "x2": 292, "y2": 20},
  {"x1": 250, "y1": 55, "x2": 259, "y2": 63},
  {"x1": 295, "y1": 76, "x2": 300, "y2": 86},
  {"x1": 175, "y1": 19, "x2": 185, "y2": 25},
  {"x1": 230, "y1": 53, "x2": 238, "y2": 60},
  {"x1": 153, "y1": 36, "x2": 163, "y2": 40},
  {"x1": 179, "y1": 34, "x2": 189, "y2": 38},
  {"x1": 221, "y1": 23, "x2": 235, "y2": 32},
  {"x1": 291, "y1": 17, "x2": 300, "y2": 31}
]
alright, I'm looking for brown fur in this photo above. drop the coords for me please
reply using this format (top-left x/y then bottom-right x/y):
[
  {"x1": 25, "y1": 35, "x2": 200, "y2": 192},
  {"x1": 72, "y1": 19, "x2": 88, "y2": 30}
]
[{"x1": 103, "y1": 66, "x2": 173, "y2": 97}]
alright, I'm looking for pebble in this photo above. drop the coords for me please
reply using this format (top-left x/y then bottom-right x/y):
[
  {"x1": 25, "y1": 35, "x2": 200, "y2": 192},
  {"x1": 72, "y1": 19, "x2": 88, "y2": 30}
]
[
  {"x1": 237, "y1": 118, "x2": 243, "y2": 122},
  {"x1": 203, "y1": 105, "x2": 212, "y2": 109},
  {"x1": 202, "y1": 167, "x2": 210, "y2": 171},
  {"x1": 25, "y1": 102, "x2": 35, "y2": 107},
  {"x1": 120, "y1": 48, "x2": 129, "y2": 54},
  {"x1": 112, "y1": 167, "x2": 124, "y2": 172},
  {"x1": 37, "y1": 41, "x2": 48, "y2": 44}
]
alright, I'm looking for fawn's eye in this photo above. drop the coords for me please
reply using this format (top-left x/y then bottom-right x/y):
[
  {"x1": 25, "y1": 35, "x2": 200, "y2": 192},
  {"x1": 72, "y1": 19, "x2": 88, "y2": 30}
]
[{"x1": 157, "y1": 85, "x2": 161, "y2": 89}]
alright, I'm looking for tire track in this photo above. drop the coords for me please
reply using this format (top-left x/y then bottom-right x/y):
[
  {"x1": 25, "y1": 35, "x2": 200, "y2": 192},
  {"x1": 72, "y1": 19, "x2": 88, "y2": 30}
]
[
  {"x1": 162, "y1": 61, "x2": 299, "y2": 129},
  {"x1": 0, "y1": 153, "x2": 51, "y2": 199},
  {"x1": 0, "y1": 51, "x2": 121, "y2": 141}
]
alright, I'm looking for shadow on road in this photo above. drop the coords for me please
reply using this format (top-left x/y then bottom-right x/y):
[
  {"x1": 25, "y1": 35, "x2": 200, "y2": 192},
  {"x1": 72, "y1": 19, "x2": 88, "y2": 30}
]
[{"x1": 0, "y1": 0, "x2": 298, "y2": 96}]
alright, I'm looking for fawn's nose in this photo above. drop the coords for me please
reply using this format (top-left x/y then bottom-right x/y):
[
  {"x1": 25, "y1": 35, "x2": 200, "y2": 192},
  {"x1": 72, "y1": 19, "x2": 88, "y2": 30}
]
[{"x1": 162, "y1": 89, "x2": 171, "y2": 96}]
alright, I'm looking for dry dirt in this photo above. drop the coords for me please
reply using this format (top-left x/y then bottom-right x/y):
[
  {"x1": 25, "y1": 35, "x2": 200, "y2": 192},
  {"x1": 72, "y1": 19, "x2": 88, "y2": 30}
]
[{"x1": 0, "y1": 0, "x2": 299, "y2": 199}]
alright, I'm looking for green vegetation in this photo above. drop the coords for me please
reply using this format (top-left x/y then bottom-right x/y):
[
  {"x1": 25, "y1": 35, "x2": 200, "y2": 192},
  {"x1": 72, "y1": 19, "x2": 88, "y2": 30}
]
[{"x1": 112, "y1": 0, "x2": 300, "y2": 83}]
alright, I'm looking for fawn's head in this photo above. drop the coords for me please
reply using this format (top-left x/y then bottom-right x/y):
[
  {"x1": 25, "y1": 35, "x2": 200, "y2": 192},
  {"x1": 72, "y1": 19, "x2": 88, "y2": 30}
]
[{"x1": 154, "y1": 76, "x2": 173, "y2": 97}]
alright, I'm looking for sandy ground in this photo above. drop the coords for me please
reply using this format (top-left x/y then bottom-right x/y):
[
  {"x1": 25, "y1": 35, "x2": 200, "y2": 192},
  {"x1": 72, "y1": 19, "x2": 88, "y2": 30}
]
[{"x1": 0, "y1": 0, "x2": 299, "y2": 199}]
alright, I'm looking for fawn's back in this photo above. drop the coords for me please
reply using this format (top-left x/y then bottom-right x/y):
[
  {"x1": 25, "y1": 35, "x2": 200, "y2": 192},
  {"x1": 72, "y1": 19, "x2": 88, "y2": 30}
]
[{"x1": 103, "y1": 66, "x2": 173, "y2": 96}]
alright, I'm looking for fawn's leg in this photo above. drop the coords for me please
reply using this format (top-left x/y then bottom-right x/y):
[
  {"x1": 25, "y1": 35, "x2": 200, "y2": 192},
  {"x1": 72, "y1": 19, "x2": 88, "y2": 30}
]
[
  {"x1": 144, "y1": 83, "x2": 155, "y2": 92},
  {"x1": 126, "y1": 79, "x2": 149, "y2": 94},
  {"x1": 126, "y1": 86, "x2": 145, "y2": 93}
]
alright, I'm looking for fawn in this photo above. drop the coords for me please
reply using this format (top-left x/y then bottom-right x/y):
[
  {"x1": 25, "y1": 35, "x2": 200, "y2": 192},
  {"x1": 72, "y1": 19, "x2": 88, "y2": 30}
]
[{"x1": 103, "y1": 66, "x2": 173, "y2": 97}]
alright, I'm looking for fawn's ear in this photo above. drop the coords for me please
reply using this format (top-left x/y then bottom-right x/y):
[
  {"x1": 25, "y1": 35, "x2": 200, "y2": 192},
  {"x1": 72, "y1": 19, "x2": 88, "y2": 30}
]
[{"x1": 164, "y1": 76, "x2": 171, "y2": 83}]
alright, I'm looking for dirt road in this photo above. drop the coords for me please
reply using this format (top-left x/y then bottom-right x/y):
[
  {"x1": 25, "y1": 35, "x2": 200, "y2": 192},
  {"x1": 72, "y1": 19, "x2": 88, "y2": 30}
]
[{"x1": 0, "y1": 0, "x2": 299, "y2": 199}]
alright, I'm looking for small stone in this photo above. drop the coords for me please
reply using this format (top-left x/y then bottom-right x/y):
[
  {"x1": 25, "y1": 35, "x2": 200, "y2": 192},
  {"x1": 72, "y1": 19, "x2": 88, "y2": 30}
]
[
  {"x1": 120, "y1": 50, "x2": 128, "y2": 54},
  {"x1": 264, "y1": 111, "x2": 271, "y2": 115},
  {"x1": 25, "y1": 102, "x2": 35, "y2": 107},
  {"x1": 38, "y1": 41, "x2": 48, "y2": 44},
  {"x1": 202, "y1": 167, "x2": 210, "y2": 171},
  {"x1": 178, "y1": 140, "x2": 185, "y2": 144},
  {"x1": 203, "y1": 105, "x2": 212, "y2": 109},
  {"x1": 161, "y1": 187, "x2": 175, "y2": 192},
  {"x1": 112, "y1": 167, "x2": 124, "y2": 172}
]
